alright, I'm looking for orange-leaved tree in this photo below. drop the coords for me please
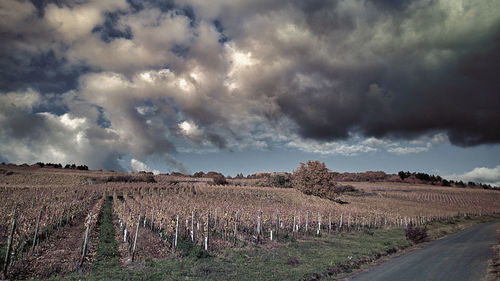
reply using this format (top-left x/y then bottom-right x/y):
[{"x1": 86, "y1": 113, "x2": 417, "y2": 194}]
[{"x1": 292, "y1": 160, "x2": 337, "y2": 199}]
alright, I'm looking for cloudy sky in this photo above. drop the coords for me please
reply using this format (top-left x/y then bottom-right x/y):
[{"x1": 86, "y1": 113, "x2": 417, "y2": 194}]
[{"x1": 1, "y1": 0, "x2": 499, "y2": 185}]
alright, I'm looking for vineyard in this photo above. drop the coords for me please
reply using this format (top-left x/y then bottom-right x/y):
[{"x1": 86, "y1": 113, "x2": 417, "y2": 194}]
[{"x1": 0, "y1": 164, "x2": 499, "y2": 279}]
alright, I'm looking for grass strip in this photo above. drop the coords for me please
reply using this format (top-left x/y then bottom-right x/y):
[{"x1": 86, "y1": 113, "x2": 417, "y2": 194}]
[
  {"x1": 60, "y1": 215, "x2": 497, "y2": 281},
  {"x1": 93, "y1": 197, "x2": 120, "y2": 268}
]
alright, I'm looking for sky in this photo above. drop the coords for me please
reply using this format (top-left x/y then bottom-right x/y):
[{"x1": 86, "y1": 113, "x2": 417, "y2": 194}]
[{"x1": 1, "y1": 0, "x2": 500, "y2": 185}]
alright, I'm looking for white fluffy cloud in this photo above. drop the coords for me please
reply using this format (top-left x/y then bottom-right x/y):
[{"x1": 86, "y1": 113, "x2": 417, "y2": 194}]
[
  {"x1": 130, "y1": 159, "x2": 160, "y2": 174},
  {"x1": 0, "y1": 88, "x2": 149, "y2": 171},
  {"x1": 387, "y1": 144, "x2": 432, "y2": 155},
  {"x1": 447, "y1": 166, "x2": 500, "y2": 187}
]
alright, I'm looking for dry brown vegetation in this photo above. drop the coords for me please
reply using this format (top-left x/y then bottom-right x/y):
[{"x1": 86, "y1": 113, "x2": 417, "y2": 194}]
[{"x1": 0, "y1": 163, "x2": 499, "y2": 279}]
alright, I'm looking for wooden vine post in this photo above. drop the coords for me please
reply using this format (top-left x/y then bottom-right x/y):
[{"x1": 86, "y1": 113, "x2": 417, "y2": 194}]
[
  {"x1": 275, "y1": 210, "x2": 280, "y2": 239},
  {"x1": 191, "y1": 210, "x2": 195, "y2": 242},
  {"x1": 305, "y1": 211, "x2": 309, "y2": 233},
  {"x1": 122, "y1": 218, "x2": 127, "y2": 243},
  {"x1": 328, "y1": 213, "x2": 332, "y2": 233},
  {"x1": 3, "y1": 212, "x2": 17, "y2": 276},
  {"x1": 31, "y1": 207, "x2": 43, "y2": 253},
  {"x1": 298, "y1": 211, "x2": 301, "y2": 232},
  {"x1": 347, "y1": 214, "x2": 351, "y2": 231},
  {"x1": 205, "y1": 210, "x2": 210, "y2": 251},
  {"x1": 132, "y1": 215, "x2": 141, "y2": 261},
  {"x1": 80, "y1": 216, "x2": 92, "y2": 267},
  {"x1": 151, "y1": 208, "x2": 154, "y2": 231},
  {"x1": 214, "y1": 208, "x2": 218, "y2": 228},
  {"x1": 256, "y1": 209, "x2": 262, "y2": 241},
  {"x1": 174, "y1": 215, "x2": 179, "y2": 249},
  {"x1": 234, "y1": 210, "x2": 239, "y2": 245},
  {"x1": 339, "y1": 214, "x2": 343, "y2": 232},
  {"x1": 317, "y1": 213, "x2": 321, "y2": 235}
]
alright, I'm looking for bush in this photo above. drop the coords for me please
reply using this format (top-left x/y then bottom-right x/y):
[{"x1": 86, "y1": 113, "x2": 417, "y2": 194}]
[
  {"x1": 213, "y1": 175, "x2": 228, "y2": 185},
  {"x1": 95, "y1": 174, "x2": 156, "y2": 183},
  {"x1": 405, "y1": 224, "x2": 428, "y2": 243},
  {"x1": 335, "y1": 185, "x2": 356, "y2": 193},
  {"x1": 398, "y1": 171, "x2": 411, "y2": 180},
  {"x1": 292, "y1": 160, "x2": 336, "y2": 199},
  {"x1": 193, "y1": 171, "x2": 205, "y2": 177},
  {"x1": 268, "y1": 174, "x2": 292, "y2": 188},
  {"x1": 177, "y1": 236, "x2": 209, "y2": 259},
  {"x1": 77, "y1": 164, "x2": 88, "y2": 170}
]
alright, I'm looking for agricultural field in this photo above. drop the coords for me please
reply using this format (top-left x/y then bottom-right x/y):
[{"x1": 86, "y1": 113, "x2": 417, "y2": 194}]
[{"x1": 0, "y1": 164, "x2": 499, "y2": 280}]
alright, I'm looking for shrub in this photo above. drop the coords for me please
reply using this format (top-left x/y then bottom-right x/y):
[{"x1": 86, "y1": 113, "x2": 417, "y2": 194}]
[
  {"x1": 96, "y1": 174, "x2": 156, "y2": 183},
  {"x1": 398, "y1": 171, "x2": 411, "y2": 180},
  {"x1": 335, "y1": 185, "x2": 356, "y2": 193},
  {"x1": 268, "y1": 174, "x2": 292, "y2": 188},
  {"x1": 36, "y1": 162, "x2": 63, "y2": 168},
  {"x1": 77, "y1": 164, "x2": 88, "y2": 170},
  {"x1": 193, "y1": 171, "x2": 205, "y2": 177},
  {"x1": 405, "y1": 224, "x2": 428, "y2": 243},
  {"x1": 292, "y1": 160, "x2": 336, "y2": 199},
  {"x1": 175, "y1": 236, "x2": 209, "y2": 259},
  {"x1": 213, "y1": 174, "x2": 228, "y2": 185}
]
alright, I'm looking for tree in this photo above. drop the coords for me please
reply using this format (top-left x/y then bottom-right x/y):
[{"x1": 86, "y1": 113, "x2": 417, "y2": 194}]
[
  {"x1": 398, "y1": 171, "x2": 410, "y2": 180},
  {"x1": 292, "y1": 160, "x2": 336, "y2": 198},
  {"x1": 193, "y1": 171, "x2": 205, "y2": 177}
]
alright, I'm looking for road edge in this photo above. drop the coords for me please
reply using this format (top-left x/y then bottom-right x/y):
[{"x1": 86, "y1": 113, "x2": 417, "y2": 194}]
[{"x1": 332, "y1": 216, "x2": 500, "y2": 281}]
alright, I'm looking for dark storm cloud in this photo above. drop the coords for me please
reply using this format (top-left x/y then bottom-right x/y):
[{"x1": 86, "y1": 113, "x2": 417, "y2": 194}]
[
  {"x1": 365, "y1": 0, "x2": 418, "y2": 11},
  {"x1": 0, "y1": 50, "x2": 90, "y2": 94},
  {"x1": 276, "y1": 23, "x2": 500, "y2": 146},
  {"x1": 92, "y1": 11, "x2": 133, "y2": 42},
  {"x1": 357, "y1": 28, "x2": 500, "y2": 146},
  {"x1": 241, "y1": 0, "x2": 500, "y2": 146}
]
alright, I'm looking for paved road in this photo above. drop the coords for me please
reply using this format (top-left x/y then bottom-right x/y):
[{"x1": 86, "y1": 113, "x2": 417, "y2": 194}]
[{"x1": 348, "y1": 221, "x2": 499, "y2": 281}]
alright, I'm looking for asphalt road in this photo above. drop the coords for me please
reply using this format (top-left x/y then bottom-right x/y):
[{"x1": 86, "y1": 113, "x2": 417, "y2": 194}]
[{"x1": 348, "y1": 221, "x2": 499, "y2": 281}]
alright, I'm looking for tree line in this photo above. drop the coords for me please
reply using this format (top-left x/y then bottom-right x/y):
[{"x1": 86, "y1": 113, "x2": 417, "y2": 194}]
[{"x1": 36, "y1": 162, "x2": 88, "y2": 170}]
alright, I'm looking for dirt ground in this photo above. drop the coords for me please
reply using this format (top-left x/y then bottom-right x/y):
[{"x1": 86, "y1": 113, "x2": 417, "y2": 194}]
[
  {"x1": 114, "y1": 215, "x2": 169, "y2": 266},
  {"x1": 9, "y1": 200, "x2": 99, "y2": 279}
]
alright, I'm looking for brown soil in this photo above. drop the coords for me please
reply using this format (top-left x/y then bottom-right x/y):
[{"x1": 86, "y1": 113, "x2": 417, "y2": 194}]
[
  {"x1": 113, "y1": 212, "x2": 169, "y2": 266},
  {"x1": 9, "y1": 200, "x2": 100, "y2": 280},
  {"x1": 0, "y1": 225, "x2": 7, "y2": 247},
  {"x1": 82, "y1": 211, "x2": 102, "y2": 268},
  {"x1": 114, "y1": 215, "x2": 132, "y2": 265},
  {"x1": 127, "y1": 226, "x2": 169, "y2": 264}
]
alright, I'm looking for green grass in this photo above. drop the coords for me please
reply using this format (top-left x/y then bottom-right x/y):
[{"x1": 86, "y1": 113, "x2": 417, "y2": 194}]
[
  {"x1": 93, "y1": 197, "x2": 120, "y2": 269},
  {"x1": 58, "y1": 227, "x2": 408, "y2": 281},
  {"x1": 425, "y1": 215, "x2": 497, "y2": 240},
  {"x1": 56, "y1": 215, "x2": 498, "y2": 281}
]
